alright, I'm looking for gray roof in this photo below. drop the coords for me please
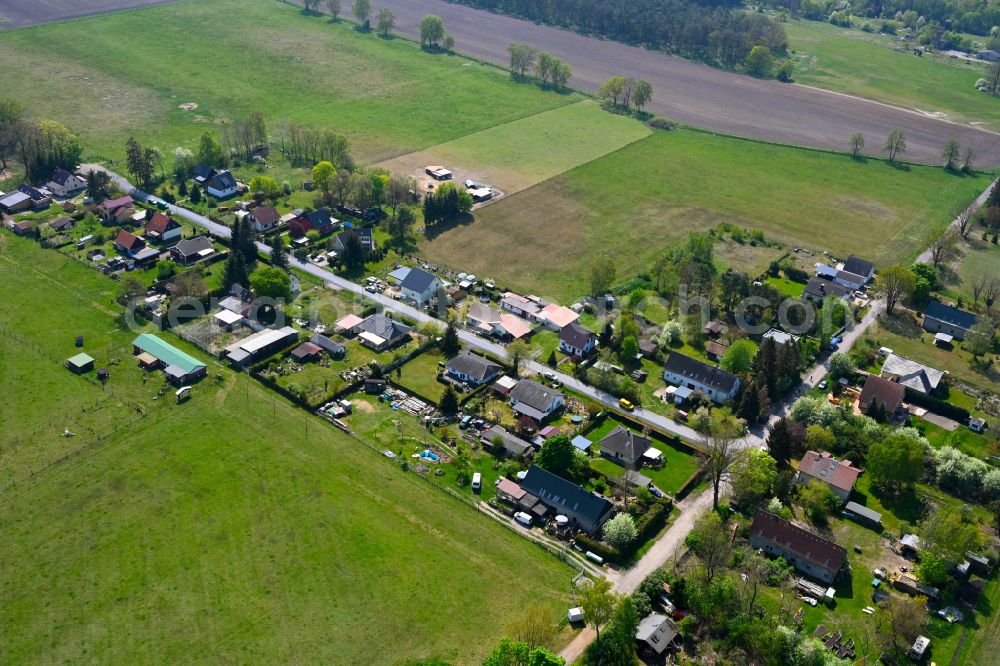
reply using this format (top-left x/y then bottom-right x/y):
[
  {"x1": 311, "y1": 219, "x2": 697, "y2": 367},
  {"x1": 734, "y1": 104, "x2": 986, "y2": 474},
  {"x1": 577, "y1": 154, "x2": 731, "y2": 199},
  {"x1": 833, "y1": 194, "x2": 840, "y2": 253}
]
[
  {"x1": 509, "y1": 379, "x2": 564, "y2": 413},
  {"x1": 803, "y1": 277, "x2": 852, "y2": 300},
  {"x1": 880, "y1": 353, "x2": 944, "y2": 394},
  {"x1": 310, "y1": 334, "x2": 345, "y2": 355},
  {"x1": 357, "y1": 314, "x2": 411, "y2": 343},
  {"x1": 482, "y1": 425, "x2": 535, "y2": 457},
  {"x1": 447, "y1": 350, "x2": 501, "y2": 383},
  {"x1": 664, "y1": 351, "x2": 739, "y2": 394},
  {"x1": 599, "y1": 425, "x2": 652, "y2": 460},
  {"x1": 924, "y1": 301, "x2": 978, "y2": 331},
  {"x1": 400, "y1": 267, "x2": 439, "y2": 293},
  {"x1": 520, "y1": 465, "x2": 613, "y2": 533},
  {"x1": 207, "y1": 170, "x2": 237, "y2": 190},
  {"x1": 844, "y1": 501, "x2": 882, "y2": 524},
  {"x1": 835, "y1": 269, "x2": 866, "y2": 285},
  {"x1": 635, "y1": 613, "x2": 679, "y2": 654},
  {"x1": 842, "y1": 255, "x2": 874, "y2": 278},
  {"x1": 172, "y1": 236, "x2": 214, "y2": 258}
]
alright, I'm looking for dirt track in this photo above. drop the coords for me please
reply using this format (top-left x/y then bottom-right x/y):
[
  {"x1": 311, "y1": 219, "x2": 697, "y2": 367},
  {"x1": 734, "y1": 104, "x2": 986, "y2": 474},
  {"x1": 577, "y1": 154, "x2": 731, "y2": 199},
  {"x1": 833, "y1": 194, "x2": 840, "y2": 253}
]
[
  {"x1": 0, "y1": 0, "x2": 175, "y2": 30},
  {"x1": 369, "y1": 0, "x2": 1000, "y2": 165}
]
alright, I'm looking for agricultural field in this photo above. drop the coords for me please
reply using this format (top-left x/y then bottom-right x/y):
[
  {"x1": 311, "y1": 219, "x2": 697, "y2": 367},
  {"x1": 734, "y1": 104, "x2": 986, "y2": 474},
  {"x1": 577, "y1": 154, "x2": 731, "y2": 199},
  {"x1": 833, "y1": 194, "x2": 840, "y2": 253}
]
[
  {"x1": 0, "y1": 234, "x2": 573, "y2": 664},
  {"x1": 0, "y1": 0, "x2": 577, "y2": 164},
  {"x1": 377, "y1": 100, "x2": 651, "y2": 196},
  {"x1": 786, "y1": 19, "x2": 1000, "y2": 130},
  {"x1": 420, "y1": 129, "x2": 991, "y2": 303}
]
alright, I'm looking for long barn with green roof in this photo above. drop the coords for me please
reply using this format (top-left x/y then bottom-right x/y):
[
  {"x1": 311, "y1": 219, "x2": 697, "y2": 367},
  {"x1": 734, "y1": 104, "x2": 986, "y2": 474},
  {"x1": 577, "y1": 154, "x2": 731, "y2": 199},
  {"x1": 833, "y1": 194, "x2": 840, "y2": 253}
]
[{"x1": 132, "y1": 333, "x2": 207, "y2": 385}]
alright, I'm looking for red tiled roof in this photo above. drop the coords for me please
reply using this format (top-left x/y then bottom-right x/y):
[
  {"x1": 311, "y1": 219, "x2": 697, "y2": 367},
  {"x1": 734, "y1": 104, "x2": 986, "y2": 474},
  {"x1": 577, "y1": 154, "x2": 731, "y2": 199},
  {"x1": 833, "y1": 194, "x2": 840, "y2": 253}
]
[
  {"x1": 751, "y1": 511, "x2": 847, "y2": 573},
  {"x1": 797, "y1": 451, "x2": 861, "y2": 492},
  {"x1": 145, "y1": 212, "x2": 177, "y2": 234},
  {"x1": 114, "y1": 229, "x2": 143, "y2": 251}
]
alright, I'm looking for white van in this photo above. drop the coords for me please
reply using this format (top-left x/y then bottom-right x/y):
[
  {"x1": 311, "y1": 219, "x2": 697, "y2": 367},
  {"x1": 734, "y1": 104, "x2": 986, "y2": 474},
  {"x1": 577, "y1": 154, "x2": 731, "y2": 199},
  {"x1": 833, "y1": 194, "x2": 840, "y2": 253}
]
[
  {"x1": 514, "y1": 512, "x2": 533, "y2": 527},
  {"x1": 471, "y1": 472, "x2": 482, "y2": 492}
]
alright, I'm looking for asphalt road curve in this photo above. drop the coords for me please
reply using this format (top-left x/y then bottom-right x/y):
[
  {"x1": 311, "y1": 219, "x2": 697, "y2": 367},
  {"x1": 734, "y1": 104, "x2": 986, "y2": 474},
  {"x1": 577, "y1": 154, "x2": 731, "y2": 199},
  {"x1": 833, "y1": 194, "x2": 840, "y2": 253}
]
[{"x1": 373, "y1": 0, "x2": 1000, "y2": 165}]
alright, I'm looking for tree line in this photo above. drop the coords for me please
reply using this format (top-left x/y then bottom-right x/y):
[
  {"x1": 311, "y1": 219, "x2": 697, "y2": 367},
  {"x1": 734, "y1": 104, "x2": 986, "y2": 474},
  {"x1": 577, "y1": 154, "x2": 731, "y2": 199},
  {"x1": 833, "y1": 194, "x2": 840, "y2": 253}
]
[
  {"x1": 0, "y1": 98, "x2": 82, "y2": 182},
  {"x1": 507, "y1": 44, "x2": 573, "y2": 90},
  {"x1": 460, "y1": 0, "x2": 787, "y2": 72}
]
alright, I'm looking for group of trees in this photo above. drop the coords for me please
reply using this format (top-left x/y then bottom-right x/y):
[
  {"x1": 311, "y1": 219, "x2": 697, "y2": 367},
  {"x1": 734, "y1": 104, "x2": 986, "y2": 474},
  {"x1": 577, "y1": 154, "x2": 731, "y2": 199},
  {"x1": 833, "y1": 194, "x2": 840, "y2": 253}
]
[
  {"x1": 794, "y1": 0, "x2": 1000, "y2": 37},
  {"x1": 0, "y1": 98, "x2": 83, "y2": 181},
  {"x1": 422, "y1": 182, "x2": 473, "y2": 225},
  {"x1": 463, "y1": 0, "x2": 788, "y2": 76},
  {"x1": 124, "y1": 136, "x2": 162, "y2": 189},
  {"x1": 274, "y1": 122, "x2": 352, "y2": 169},
  {"x1": 219, "y1": 111, "x2": 267, "y2": 161},
  {"x1": 506, "y1": 44, "x2": 572, "y2": 89},
  {"x1": 420, "y1": 15, "x2": 454, "y2": 51},
  {"x1": 598, "y1": 76, "x2": 653, "y2": 112},
  {"x1": 222, "y1": 216, "x2": 260, "y2": 291}
]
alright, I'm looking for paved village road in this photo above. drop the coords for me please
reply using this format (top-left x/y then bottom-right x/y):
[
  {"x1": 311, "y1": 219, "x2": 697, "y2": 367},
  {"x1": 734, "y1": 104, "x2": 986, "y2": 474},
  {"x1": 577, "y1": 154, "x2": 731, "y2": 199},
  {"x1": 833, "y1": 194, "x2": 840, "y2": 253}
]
[{"x1": 329, "y1": 0, "x2": 1000, "y2": 165}]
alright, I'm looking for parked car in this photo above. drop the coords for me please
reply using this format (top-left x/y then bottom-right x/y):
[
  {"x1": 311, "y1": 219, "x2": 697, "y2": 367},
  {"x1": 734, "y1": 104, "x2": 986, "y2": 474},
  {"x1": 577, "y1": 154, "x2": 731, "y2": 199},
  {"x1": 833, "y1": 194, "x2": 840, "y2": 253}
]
[
  {"x1": 514, "y1": 512, "x2": 533, "y2": 527},
  {"x1": 619, "y1": 398, "x2": 635, "y2": 411},
  {"x1": 472, "y1": 472, "x2": 482, "y2": 492},
  {"x1": 459, "y1": 415, "x2": 473, "y2": 429}
]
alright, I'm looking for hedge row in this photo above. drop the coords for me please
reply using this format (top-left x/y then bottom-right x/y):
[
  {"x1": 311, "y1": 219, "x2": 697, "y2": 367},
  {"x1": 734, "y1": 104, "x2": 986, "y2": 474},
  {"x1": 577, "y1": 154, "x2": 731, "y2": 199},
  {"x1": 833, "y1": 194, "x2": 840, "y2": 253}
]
[
  {"x1": 904, "y1": 387, "x2": 971, "y2": 422},
  {"x1": 574, "y1": 499, "x2": 673, "y2": 565},
  {"x1": 575, "y1": 533, "x2": 621, "y2": 563}
]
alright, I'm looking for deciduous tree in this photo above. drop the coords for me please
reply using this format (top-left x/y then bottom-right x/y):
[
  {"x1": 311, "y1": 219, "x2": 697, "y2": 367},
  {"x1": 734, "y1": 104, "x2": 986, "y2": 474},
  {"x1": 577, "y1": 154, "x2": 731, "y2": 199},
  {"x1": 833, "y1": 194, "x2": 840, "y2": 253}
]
[
  {"x1": 508, "y1": 43, "x2": 538, "y2": 78},
  {"x1": 883, "y1": 129, "x2": 906, "y2": 163},
  {"x1": 375, "y1": 7, "x2": 395, "y2": 36},
  {"x1": 849, "y1": 132, "x2": 865, "y2": 157},
  {"x1": 871, "y1": 264, "x2": 914, "y2": 313},
  {"x1": 942, "y1": 138, "x2": 961, "y2": 170},
  {"x1": 352, "y1": 0, "x2": 371, "y2": 25},
  {"x1": 250, "y1": 265, "x2": 291, "y2": 301},
  {"x1": 419, "y1": 15, "x2": 446, "y2": 46},
  {"x1": 580, "y1": 578, "x2": 616, "y2": 641}
]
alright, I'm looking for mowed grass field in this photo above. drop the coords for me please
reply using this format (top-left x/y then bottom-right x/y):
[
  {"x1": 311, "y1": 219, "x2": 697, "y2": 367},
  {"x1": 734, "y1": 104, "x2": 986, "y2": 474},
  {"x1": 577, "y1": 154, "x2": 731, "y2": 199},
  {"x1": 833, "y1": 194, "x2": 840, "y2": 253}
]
[
  {"x1": 377, "y1": 100, "x2": 651, "y2": 195},
  {"x1": 419, "y1": 128, "x2": 992, "y2": 303},
  {"x1": 0, "y1": 0, "x2": 577, "y2": 163},
  {"x1": 787, "y1": 20, "x2": 1000, "y2": 129},
  {"x1": 0, "y1": 236, "x2": 572, "y2": 664}
]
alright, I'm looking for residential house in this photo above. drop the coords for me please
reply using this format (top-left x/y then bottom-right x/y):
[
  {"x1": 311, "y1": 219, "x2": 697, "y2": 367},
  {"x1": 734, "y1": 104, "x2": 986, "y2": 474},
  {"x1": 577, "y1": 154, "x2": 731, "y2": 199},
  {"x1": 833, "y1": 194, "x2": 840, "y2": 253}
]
[
  {"x1": 467, "y1": 303, "x2": 503, "y2": 335},
  {"x1": 803, "y1": 277, "x2": 853, "y2": 302},
  {"x1": 635, "y1": 613, "x2": 679, "y2": 657},
  {"x1": 0, "y1": 191, "x2": 32, "y2": 214},
  {"x1": 763, "y1": 328, "x2": 800, "y2": 347},
  {"x1": 355, "y1": 314, "x2": 411, "y2": 351},
  {"x1": 16, "y1": 183, "x2": 52, "y2": 210},
  {"x1": 842, "y1": 255, "x2": 875, "y2": 284},
  {"x1": 132, "y1": 333, "x2": 207, "y2": 385},
  {"x1": 446, "y1": 350, "x2": 502, "y2": 386},
  {"x1": 858, "y1": 374, "x2": 906, "y2": 421},
  {"x1": 46, "y1": 168, "x2": 86, "y2": 197},
  {"x1": 248, "y1": 205, "x2": 281, "y2": 232},
  {"x1": 880, "y1": 353, "x2": 945, "y2": 394},
  {"x1": 169, "y1": 236, "x2": 215, "y2": 264},
  {"x1": 50, "y1": 216, "x2": 76, "y2": 232},
  {"x1": 205, "y1": 170, "x2": 238, "y2": 199},
  {"x1": 399, "y1": 267, "x2": 442, "y2": 306},
  {"x1": 795, "y1": 450, "x2": 861, "y2": 504},
  {"x1": 508, "y1": 379, "x2": 565, "y2": 425},
  {"x1": 191, "y1": 164, "x2": 215, "y2": 184},
  {"x1": 96, "y1": 195, "x2": 135, "y2": 224},
  {"x1": 113, "y1": 229, "x2": 146, "y2": 256},
  {"x1": 482, "y1": 425, "x2": 536, "y2": 459},
  {"x1": 145, "y1": 212, "x2": 182, "y2": 243},
  {"x1": 559, "y1": 323, "x2": 597, "y2": 359},
  {"x1": 598, "y1": 426, "x2": 652, "y2": 467},
  {"x1": 225, "y1": 326, "x2": 299, "y2": 366},
  {"x1": 815, "y1": 260, "x2": 868, "y2": 291},
  {"x1": 663, "y1": 352, "x2": 741, "y2": 404},
  {"x1": 922, "y1": 302, "x2": 978, "y2": 341},
  {"x1": 748, "y1": 511, "x2": 848, "y2": 584},
  {"x1": 291, "y1": 209, "x2": 339, "y2": 237},
  {"x1": 519, "y1": 465, "x2": 614, "y2": 534},
  {"x1": 537, "y1": 303, "x2": 579, "y2": 330},
  {"x1": 329, "y1": 226, "x2": 374, "y2": 253},
  {"x1": 495, "y1": 477, "x2": 527, "y2": 503}
]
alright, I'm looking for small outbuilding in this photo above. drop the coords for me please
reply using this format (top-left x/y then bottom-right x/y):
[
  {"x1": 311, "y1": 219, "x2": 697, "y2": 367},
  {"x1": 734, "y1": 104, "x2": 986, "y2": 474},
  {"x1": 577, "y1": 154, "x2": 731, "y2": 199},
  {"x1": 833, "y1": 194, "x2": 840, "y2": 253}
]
[{"x1": 66, "y1": 353, "x2": 95, "y2": 374}]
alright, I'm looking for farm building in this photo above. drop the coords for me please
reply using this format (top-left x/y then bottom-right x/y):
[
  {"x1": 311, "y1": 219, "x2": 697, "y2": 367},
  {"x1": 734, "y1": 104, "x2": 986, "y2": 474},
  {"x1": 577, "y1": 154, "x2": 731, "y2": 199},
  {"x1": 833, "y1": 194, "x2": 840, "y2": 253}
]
[
  {"x1": 132, "y1": 333, "x2": 207, "y2": 385},
  {"x1": 225, "y1": 326, "x2": 299, "y2": 366},
  {"x1": 843, "y1": 501, "x2": 882, "y2": 530}
]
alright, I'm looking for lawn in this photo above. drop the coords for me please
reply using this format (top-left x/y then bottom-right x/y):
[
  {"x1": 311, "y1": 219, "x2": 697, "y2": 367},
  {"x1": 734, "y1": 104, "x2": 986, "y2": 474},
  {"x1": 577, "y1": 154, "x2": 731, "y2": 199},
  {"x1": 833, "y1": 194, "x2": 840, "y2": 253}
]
[
  {"x1": 767, "y1": 275, "x2": 807, "y2": 299},
  {"x1": 786, "y1": 19, "x2": 1000, "y2": 130},
  {"x1": 0, "y1": 233, "x2": 574, "y2": 664},
  {"x1": 377, "y1": 100, "x2": 651, "y2": 195},
  {"x1": 394, "y1": 348, "x2": 447, "y2": 402},
  {"x1": 584, "y1": 417, "x2": 701, "y2": 495},
  {"x1": 866, "y1": 311, "x2": 1000, "y2": 394},
  {"x1": 914, "y1": 417, "x2": 999, "y2": 460},
  {"x1": 943, "y1": 235, "x2": 1000, "y2": 303},
  {"x1": 0, "y1": 0, "x2": 577, "y2": 164},
  {"x1": 418, "y1": 129, "x2": 991, "y2": 303}
]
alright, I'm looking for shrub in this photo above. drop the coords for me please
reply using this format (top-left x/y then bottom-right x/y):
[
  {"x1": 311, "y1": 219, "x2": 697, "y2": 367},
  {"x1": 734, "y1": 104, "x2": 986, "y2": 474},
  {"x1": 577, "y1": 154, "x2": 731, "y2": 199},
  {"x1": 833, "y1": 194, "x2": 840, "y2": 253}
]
[
  {"x1": 603, "y1": 514, "x2": 639, "y2": 549},
  {"x1": 575, "y1": 533, "x2": 621, "y2": 563},
  {"x1": 646, "y1": 116, "x2": 676, "y2": 130}
]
